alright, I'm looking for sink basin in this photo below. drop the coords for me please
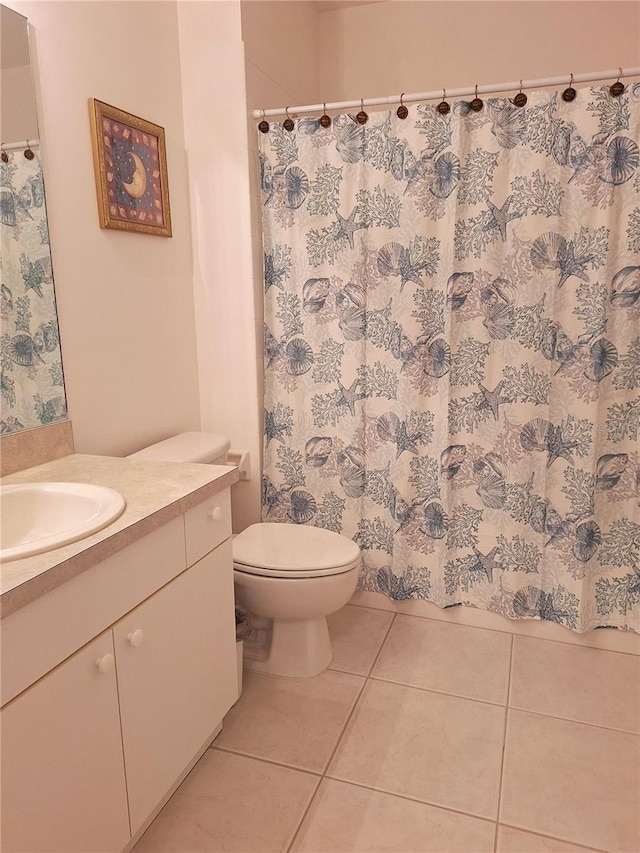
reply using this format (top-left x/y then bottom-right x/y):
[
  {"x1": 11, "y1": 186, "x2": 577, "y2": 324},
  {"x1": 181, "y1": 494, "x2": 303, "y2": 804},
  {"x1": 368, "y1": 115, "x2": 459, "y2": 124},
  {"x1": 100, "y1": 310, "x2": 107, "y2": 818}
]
[{"x1": 0, "y1": 482, "x2": 126, "y2": 562}]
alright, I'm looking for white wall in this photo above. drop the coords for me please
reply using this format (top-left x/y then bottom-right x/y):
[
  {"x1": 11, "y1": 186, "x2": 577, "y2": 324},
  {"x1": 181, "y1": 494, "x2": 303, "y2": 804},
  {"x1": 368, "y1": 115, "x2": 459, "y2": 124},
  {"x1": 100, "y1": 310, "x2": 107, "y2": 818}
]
[
  {"x1": 318, "y1": 1, "x2": 640, "y2": 102},
  {"x1": 242, "y1": 0, "x2": 320, "y2": 111},
  {"x1": 178, "y1": 1, "x2": 261, "y2": 532},
  {"x1": 8, "y1": 0, "x2": 201, "y2": 457}
]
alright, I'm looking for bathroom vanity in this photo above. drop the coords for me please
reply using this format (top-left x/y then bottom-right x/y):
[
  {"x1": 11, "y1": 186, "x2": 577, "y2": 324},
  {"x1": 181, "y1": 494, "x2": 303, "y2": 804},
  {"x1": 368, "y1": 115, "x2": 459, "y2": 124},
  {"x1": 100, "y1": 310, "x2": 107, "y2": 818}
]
[{"x1": 0, "y1": 454, "x2": 239, "y2": 852}]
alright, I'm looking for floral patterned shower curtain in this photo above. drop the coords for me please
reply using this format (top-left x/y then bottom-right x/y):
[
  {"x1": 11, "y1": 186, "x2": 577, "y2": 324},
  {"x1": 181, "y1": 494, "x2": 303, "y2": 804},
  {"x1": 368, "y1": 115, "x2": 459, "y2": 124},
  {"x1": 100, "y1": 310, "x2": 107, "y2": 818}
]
[{"x1": 259, "y1": 84, "x2": 640, "y2": 634}]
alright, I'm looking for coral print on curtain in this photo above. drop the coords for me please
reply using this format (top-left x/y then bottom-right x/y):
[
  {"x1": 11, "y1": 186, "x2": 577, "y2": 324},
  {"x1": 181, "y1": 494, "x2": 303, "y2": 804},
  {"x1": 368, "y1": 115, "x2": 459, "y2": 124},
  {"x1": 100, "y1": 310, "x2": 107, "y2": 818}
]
[
  {"x1": 259, "y1": 83, "x2": 640, "y2": 633},
  {"x1": 1, "y1": 151, "x2": 66, "y2": 433}
]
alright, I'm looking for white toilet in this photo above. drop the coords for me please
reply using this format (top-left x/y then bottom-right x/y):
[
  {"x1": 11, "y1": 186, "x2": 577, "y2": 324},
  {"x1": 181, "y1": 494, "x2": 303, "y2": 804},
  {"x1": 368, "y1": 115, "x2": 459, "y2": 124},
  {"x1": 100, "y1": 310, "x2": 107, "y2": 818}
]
[
  {"x1": 233, "y1": 522, "x2": 360, "y2": 677},
  {"x1": 128, "y1": 432, "x2": 361, "y2": 678}
]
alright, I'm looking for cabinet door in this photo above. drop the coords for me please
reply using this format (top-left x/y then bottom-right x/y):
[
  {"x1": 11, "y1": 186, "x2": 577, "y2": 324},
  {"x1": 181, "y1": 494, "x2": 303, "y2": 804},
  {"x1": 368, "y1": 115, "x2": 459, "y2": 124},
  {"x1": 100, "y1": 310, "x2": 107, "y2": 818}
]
[
  {"x1": 0, "y1": 631, "x2": 130, "y2": 853},
  {"x1": 114, "y1": 537, "x2": 237, "y2": 835}
]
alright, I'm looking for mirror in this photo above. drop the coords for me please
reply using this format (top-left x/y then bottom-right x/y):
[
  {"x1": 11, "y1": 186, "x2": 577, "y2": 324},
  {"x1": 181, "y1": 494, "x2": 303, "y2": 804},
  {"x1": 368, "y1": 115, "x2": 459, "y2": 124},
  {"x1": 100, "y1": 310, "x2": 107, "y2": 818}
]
[{"x1": 1, "y1": 4, "x2": 67, "y2": 435}]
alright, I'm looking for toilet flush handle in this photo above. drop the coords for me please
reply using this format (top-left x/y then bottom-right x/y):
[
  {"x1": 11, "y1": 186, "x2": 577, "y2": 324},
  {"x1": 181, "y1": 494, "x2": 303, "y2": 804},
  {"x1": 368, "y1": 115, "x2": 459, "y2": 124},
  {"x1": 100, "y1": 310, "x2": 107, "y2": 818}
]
[{"x1": 208, "y1": 506, "x2": 222, "y2": 522}]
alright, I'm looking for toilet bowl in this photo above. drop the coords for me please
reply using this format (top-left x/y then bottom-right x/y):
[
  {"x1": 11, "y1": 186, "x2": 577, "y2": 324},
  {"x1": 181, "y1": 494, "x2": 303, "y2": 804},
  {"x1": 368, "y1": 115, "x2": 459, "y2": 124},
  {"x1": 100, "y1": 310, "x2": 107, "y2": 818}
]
[
  {"x1": 233, "y1": 522, "x2": 361, "y2": 677},
  {"x1": 128, "y1": 432, "x2": 361, "y2": 679}
]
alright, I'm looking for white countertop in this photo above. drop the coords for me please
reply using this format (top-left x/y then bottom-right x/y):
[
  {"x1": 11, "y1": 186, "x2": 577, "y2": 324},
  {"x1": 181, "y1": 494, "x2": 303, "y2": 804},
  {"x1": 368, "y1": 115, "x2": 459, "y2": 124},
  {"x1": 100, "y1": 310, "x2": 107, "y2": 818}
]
[{"x1": 1, "y1": 454, "x2": 239, "y2": 618}]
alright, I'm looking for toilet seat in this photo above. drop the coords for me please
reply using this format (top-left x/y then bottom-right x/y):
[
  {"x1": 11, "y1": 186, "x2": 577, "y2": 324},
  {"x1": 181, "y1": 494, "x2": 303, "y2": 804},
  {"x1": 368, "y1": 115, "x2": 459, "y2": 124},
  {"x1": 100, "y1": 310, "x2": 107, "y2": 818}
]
[{"x1": 233, "y1": 522, "x2": 360, "y2": 579}]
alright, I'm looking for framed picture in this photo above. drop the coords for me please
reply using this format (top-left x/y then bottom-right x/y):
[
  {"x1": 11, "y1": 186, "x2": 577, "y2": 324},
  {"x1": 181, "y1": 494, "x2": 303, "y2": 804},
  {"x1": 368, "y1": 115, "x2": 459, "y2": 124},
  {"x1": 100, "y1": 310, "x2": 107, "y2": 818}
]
[{"x1": 89, "y1": 98, "x2": 172, "y2": 237}]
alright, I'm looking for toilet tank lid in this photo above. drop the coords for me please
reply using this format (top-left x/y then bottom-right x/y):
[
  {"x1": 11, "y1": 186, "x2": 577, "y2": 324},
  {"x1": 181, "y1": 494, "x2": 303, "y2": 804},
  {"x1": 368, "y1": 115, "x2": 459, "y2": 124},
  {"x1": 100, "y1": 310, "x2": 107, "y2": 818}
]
[{"x1": 128, "y1": 431, "x2": 230, "y2": 464}]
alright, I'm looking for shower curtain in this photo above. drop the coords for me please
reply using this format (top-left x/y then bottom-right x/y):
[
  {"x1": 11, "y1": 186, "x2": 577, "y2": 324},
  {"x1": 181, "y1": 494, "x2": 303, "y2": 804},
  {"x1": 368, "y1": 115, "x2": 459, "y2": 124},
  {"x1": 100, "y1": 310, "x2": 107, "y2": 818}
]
[
  {"x1": 1, "y1": 150, "x2": 66, "y2": 433},
  {"x1": 259, "y1": 84, "x2": 640, "y2": 634}
]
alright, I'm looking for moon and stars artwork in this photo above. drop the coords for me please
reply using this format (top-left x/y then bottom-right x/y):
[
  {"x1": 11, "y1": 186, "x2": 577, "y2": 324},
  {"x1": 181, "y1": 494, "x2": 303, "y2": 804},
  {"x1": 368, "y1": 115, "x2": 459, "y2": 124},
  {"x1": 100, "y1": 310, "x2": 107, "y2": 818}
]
[
  {"x1": 89, "y1": 99, "x2": 171, "y2": 236},
  {"x1": 103, "y1": 118, "x2": 163, "y2": 225}
]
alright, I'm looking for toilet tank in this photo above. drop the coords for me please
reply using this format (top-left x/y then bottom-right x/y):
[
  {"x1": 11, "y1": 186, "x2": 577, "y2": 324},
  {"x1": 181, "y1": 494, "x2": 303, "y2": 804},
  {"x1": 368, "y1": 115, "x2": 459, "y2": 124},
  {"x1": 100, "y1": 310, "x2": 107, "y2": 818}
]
[{"x1": 127, "y1": 431, "x2": 230, "y2": 465}]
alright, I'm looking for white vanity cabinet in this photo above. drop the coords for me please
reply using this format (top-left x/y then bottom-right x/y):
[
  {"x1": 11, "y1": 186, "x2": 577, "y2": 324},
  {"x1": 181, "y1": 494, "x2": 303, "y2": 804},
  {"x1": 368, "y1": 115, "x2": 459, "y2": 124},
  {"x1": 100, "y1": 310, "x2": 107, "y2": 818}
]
[
  {"x1": 114, "y1": 538, "x2": 236, "y2": 835},
  {"x1": 1, "y1": 630, "x2": 131, "y2": 853},
  {"x1": 0, "y1": 486, "x2": 237, "y2": 853}
]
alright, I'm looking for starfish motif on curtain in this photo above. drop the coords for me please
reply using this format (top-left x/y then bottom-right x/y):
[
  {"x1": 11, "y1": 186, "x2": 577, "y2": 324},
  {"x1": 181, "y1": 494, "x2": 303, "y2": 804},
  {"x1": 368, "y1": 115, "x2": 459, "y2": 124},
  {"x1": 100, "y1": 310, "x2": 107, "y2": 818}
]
[
  {"x1": 478, "y1": 381, "x2": 511, "y2": 420},
  {"x1": 544, "y1": 424, "x2": 578, "y2": 468},
  {"x1": 470, "y1": 545, "x2": 503, "y2": 583},
  {"x1": 337, "y1": 378, "x2": 366, "y2": 416},
  {"x1": 484, "y1": 195, "x2": 520, "y2": 241},
  {"x1": 398, "y1": 253, "x2": 428, "y2": 290},
  {"x1": 394, "y1": 421, "x2": 421, "y2": 457},
  {"x1": 336, "y1": 208, "x2": 364, "y2": 249}
]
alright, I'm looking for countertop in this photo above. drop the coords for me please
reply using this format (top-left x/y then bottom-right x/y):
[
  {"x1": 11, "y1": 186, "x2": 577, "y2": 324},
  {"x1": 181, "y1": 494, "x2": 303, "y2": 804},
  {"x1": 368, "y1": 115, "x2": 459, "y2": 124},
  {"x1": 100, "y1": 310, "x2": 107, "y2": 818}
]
[{"x1": 0, "y1": 454, "x2": 239, "y2": 619}]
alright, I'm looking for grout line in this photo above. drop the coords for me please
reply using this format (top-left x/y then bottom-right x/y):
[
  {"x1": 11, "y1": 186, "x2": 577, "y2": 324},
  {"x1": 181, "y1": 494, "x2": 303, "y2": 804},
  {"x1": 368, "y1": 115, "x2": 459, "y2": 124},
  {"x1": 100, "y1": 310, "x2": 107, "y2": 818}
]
[
  {"x1": 211, "y1": 743, "x2": 323, "y2": 776},
  {"x1": 326, "y1": 609, "x2": 395, "y2": 678},
  {"x1": 287, "y1": 608, "x2": 397, "y2": 851},
  {"x1": 322, "y1": 673, "x2": 369, "y2": 777},
  {"x1": 509, "y1": 631, "x2": 640, "y2": 658},
  {"x1": 506, "y1": 705, "x2": 640, "y2": 737},
  {"x1": 285, "y1": 615, "x2": 398, "y2": 853},
  {"x1": 367, "y1": 674, "x2": 508, "y2": 708},
  {"x1": 497, "y1": 822, "x2": 609, "y2": 853},
  {"x1": 319, "y1": 624, "x2": 394, "y2": 776},
  {"x1": 319, "y1": 773, "x2": 499, "y2": 826},
  {"x1": 366, "y1": 610, "x2": 398, "y2": 677},
  {"x1": 285, "y1": 773, "x2": 323, "y2": 853},
  {"x1": 494, "y1": 634, "x2": 515, "y2": 852}
]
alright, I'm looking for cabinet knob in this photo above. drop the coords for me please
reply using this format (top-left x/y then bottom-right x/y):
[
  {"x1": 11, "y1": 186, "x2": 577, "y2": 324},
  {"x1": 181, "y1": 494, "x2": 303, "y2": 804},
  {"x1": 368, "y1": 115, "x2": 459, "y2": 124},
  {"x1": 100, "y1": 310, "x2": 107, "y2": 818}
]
[
  {"x1": 127, "y1": 628, "x2": 144, "y2": 647},
  {"x1": 96, "y1": 653, "x2": 115, "y2": 674},
  {"x1": 208, "y1": 506, "x2": 222, "y2": 522}
]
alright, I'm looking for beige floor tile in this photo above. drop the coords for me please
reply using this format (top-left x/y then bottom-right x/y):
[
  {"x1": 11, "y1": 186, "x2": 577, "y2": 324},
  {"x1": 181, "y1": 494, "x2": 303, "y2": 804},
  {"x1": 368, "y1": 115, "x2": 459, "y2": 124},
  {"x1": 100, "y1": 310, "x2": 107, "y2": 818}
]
[
  {"x1": 327, "y1": 605, "x2": 394, "y2": 675},
  {"x1": 213, "y1": 669, "x2": 364, "y2": 772},
  {"x1": 496, "y1": 825, "x2": 599, "y2": 852},
  {"x1": 291, "y1": 778, "x2": 496, "y2": 852},
  {"x1": 510, "y1": 636, "x2": 640, "y2": 733},
  {"x1": 327, "y1": 679, "x2": 505, "y2": 819},
  {"x1": 500, "y1": 709, "x2": 640, "y2": 852},
  {"x1": 372, "y1": 615, "x2": 512, "y2": 704},
  {"x1": 132, "y1": 750, "x2": 318, "y2": 852}
]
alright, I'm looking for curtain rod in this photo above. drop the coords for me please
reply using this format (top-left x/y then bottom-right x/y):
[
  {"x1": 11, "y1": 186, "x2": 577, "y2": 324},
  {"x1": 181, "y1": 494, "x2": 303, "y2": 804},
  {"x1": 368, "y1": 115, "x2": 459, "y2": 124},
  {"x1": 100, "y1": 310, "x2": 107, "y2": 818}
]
[
  {"x1": 1, "y1": 139, "x2": 40, "y2": 153},
  {"x1": 252, "y1": 67, "x2": 640, "y2": 119}
]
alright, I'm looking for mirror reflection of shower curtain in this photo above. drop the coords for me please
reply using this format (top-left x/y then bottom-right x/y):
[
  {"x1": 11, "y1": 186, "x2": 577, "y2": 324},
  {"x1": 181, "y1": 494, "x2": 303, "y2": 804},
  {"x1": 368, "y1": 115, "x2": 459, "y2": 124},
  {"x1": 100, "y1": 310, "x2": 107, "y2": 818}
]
[
  {"x1": 259, "y1": 85, "x2": 640, "y2": 634},
  {"x1": 1, "y1": 150, "x2": 66, "y2": 432}
]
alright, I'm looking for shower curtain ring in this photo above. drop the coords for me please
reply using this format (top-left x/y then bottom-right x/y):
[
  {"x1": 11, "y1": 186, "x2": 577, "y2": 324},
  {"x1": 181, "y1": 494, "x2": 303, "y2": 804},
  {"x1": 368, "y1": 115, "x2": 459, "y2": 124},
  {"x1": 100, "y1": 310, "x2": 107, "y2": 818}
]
[
  {"x1": 1, "y1": 144, "x2": 8, "y2": 164},
  {"x1": 258, "y1": 110, "x2": 270, "y2": 133},
  {"x1": 513, "y1": 79, "x2": 527, "y2": 108},
  {"x1": 356, "y1": 98, "x2": 369, "y2": 125},
  {"x1": 437, "y1": 88, "x2": 450, "y2": 115},
  {"x1": 610, "y1": 67, "x2": 625, "y2": 97},
  {"x1": 319, "y1": 103, "x2": 331, "y2": 128},
  {"x1": 283, "y1": 107, "x2": 295, "y2": 132},
  {"x1": 24, "y1": 140, "x2": 35, "y2": 160},
  {"x1": 470, "y1": 83, "x2": 483, "y2": 112},
  {"x1": 397, "y1": 92, "x2": 408, "y2": 119},
  {"x1": 563, "y1": 72, "x2": 577, "y2": 102}
]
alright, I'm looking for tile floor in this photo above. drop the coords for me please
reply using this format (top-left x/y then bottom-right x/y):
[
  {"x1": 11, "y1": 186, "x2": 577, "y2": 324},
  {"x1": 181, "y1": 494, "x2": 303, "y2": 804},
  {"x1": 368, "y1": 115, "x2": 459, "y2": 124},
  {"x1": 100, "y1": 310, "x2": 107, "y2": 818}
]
[{"x1": 133, "y1": 605, "x2": 640, "y2": 853}]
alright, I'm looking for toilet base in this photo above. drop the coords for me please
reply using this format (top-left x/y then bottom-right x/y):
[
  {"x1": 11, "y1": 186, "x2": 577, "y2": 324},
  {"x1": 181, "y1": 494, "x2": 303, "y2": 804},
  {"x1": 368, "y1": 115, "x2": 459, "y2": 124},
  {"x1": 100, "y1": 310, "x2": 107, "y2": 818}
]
[{"x1": 243, "y1": 616, "x2": 333, "y2": 678}]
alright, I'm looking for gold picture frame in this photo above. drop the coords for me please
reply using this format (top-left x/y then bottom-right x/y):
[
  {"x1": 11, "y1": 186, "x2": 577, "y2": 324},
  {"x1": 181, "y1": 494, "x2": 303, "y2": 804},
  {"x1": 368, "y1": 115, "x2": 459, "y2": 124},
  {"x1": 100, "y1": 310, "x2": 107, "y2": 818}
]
[{"x1": 89, "y1": 98, "x2": 172, "y2": 237}]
